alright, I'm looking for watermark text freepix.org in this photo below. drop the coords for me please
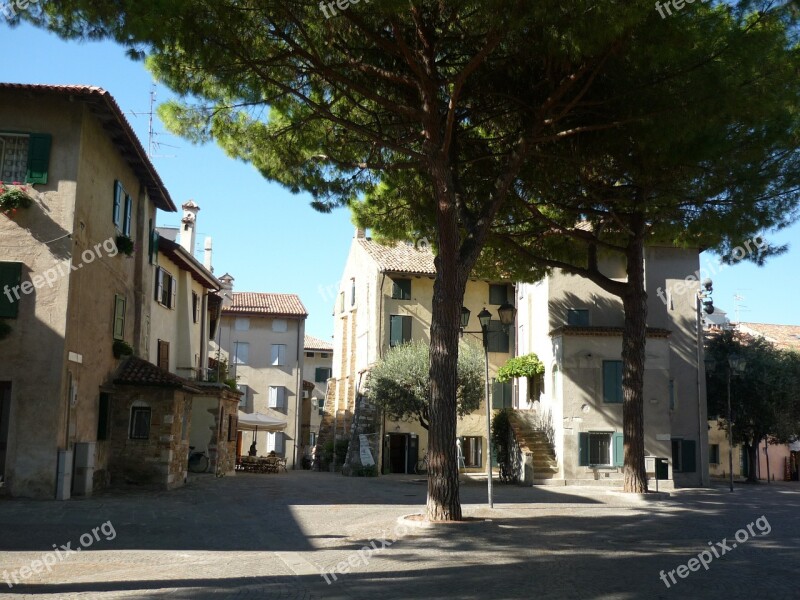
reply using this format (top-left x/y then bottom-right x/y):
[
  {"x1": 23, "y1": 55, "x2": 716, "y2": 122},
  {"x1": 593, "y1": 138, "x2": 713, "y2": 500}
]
[
  {"x1": 3, "y1": 520, "x2": 116, "y2": 588},
  {"x1": 655, "y1": 0, "x2": 712, "y2": 20},
  {"x1": 658, "y1": 515, "x2": 771, "y2": 588},
  {"x1": 319, "y1": 521, "x2": 410, "y2": 584},
  {"x1": 3, "y1": 236, "x2": 120, "y2": 304}
]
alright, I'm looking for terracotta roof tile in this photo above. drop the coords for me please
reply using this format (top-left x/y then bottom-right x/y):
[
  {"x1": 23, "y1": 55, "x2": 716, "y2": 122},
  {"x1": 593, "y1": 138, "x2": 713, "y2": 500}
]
[
  {"x1": 357, "y1": 239, "x2": 436, "y2": 274},
  {"x1": 223, "y1": 292, "x2": 307, "y2": 317},
  {"x1": 738, "y1": 322, "x2": 800, "y2": 351},
  {"x1": 114, "y1": 356, "x2": 201, "y2": 392},
  {"x1": 304, "y1": 335, "x2": 333, "y2": 351}
]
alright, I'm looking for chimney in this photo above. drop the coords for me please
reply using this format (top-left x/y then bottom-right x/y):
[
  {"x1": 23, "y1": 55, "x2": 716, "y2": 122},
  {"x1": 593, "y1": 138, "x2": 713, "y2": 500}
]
[
  {"x1": 355, "y1": 227, "x2": 366, "y2": 239},
  {"x1": 203, "y1": 236, "x2": 213, "y2": 272},
  {"x1": 180, "y1": 200, "x2": 200, "y2": 255},
  {"x1": 218, "y1": 273, "x2": 234, "y2": 308}
]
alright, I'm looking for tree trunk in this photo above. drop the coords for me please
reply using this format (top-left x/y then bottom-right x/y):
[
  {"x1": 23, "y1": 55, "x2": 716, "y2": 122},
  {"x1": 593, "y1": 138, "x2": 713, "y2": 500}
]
[
  {"x1": 621, "y1": 220, "x2": 649, "y2": 494},
  {"x1": 425, "y1": 163, "x2": 469, "y2": 521}
]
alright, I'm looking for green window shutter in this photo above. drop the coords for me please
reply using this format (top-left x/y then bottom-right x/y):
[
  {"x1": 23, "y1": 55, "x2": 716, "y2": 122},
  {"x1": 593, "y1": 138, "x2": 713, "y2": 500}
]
[
  {"x1": 681, "y1": 440, "x2": 697, "y2": 473},
  {"x1": 489, "y1": 284, "x2": 507, "y2": 305},
  {"x1": 578, "y1": 432, "x2": 590, "y2": 466},
  {"x1": 113, "y1": 294, "x2": 126, "y2": 340},
  {"x1": 492, "y1": 379, "x2": 503, "y2": 409},
  {"x1": 149, "y1": 227, "x2": 159, "y2": 265},
  {"x1": 487, "y1": 320, "x2": 510, "y2": 353},
  {"x1": 603, "y1": 361, "x2": 623, "y2": 403},
  {"x1": 392, "y1": 279, "x2": 411, "y2": 300},
  {"x1": 123, "y1": 195, "x2": 133, "y2": 236},
  {"x1": 315, "y1": 367, "x2": 327, "y2": 382},
  {"x1": 25, "y1": 133, "x2": 51, "y2": 184},
  {"x1": 0, "y1": 262, "x2": 22, "y2": 318},
  {"x1": 389, "y1": 315, "x2": 402, "y2": 346},
  {"x1": 113, "y1": 181, "x2": 122, "y2": 227},
  {"x1": 97, "y1": 393, "x2": 111, "y2": 440},
  {"x1": 612, "y1": 432, "x2": 624, "y2": 467},
  {"x1": 402, "y1": 315, "x2": 411, "y2": 343}
]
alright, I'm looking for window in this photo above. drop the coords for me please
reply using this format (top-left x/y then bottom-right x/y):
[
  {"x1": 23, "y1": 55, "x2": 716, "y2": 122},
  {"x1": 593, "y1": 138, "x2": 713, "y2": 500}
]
[
  {"x1": 486, "y1": 320, "x2": 510, "y2": 353},
  {"x1": 309, "y1": 432, "x2": 317, "y2": 447},
  {"x1": 337, "y1": 291, "x2": 344, "y2": 313},
  {"x1": 317, "y1": 397, "x2": 325, "y2": 416},
  {"x1": 192, "y1": 292, "x2": 200, "y2": 324},
  {"x1": 389, "y1": 315, "x2": 412, "y2": 347},
  {"x1": 305, "y1": 351, "x2": 314, "y2": 358},
  {"x1": 602, "y1": 360, "x2": 623, "y2": 404},
  {"x1": 350, "y1": 278, "x2": 356, "y2": 307},
  {"x1": 529, "y1": 372, "x2": 544, "y2": 402},
  {"x1": 267, "y1": 431, "x2": 285, "y2": 454},
  {"x1": 392, "y1": 278, "x2": 412, "y2": 300},
  {"x1": 489, "y1": 284, "x2": 508, "y2": 305},
  {"x1": 113, "y1": 294, "x2": 126, "y2": 341},
  {"x1": 237, "y1": 384, "x2": 249, "y2": 409},
  {"x1": 0, "y1": 132, "x2": 50, "y2": 184},
  {"x1": 272, "y1": 319, "x2": 288, "y2": 332},
  {"x1": 155, "y1": 267, "x2": 176, "y2": 308},
  {"x1": 315, "y1": 367, "x2": 332, "y2": 382},
  {"x1": 709, "y1": 444, "x2": 720, "y2": 465},
  {"x1": 672, "y1": 438, "x2": 697, "y2": 473},
  {"x1": 234, "y1": 342, "x2": 249, "y2": 365},
  {"x1": 113, "y1": 181, "x2": 123, "y2": 229},
  {"x1": 669, "y1": 379, "x2": 676, "y2": 411},
  {"x1": 97, "y1": 393, "x2": 111, "y2": 441},
  {"x1": 228, "y1": 415, "x2": 237, "y2": 442},
  {"x1": 566, "y1": 309, "x2": 590, "y2": 327},
  {"x1": 579, "y1": 432, "x2": 624, "y2": 467},
  {"x1": 492, "y1": 379, "x2": 513, "y2": 409},
  {"x1": 461, "y1": 436, "x2": 482, "y2": 468},
  {"x1": 269, "y1": 386, "x2": 286, "y2": 409},
  {"x1": 234, "y1": 318, "x2": 250, "y2": 331},
  {"x1": 321, "y1": 352, "x2": 330, "y2": 358},
  {"x1": 129, "y1": 406, "x2": 151, "y2": 439},
  {"x1": 0, "y1": 261, "x2": 22, "y2": 318},
  {"x1": 157, "y1": 340, "x2": 170, "y2": 371},
  {"x1": 271, "y1": 344, "x2": 286, "y2": 366}
]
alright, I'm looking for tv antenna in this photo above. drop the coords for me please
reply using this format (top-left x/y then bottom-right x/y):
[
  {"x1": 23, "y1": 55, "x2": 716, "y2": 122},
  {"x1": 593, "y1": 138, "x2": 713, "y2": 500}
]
[
  {"x1": 733, "y1": 292, "x2": 750, "y2": 324},
  {"x1": 129, "y1": 84, "x2": 179, "y2": 159}
]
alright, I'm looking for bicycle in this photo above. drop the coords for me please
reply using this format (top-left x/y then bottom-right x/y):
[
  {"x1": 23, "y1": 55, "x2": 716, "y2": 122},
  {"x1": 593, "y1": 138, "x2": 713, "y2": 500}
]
[
  {"x1": 414, "y1": 452, "x2": 428, "y2": 475},
  {"x1": 188, "y1": 446, "x2": 209, "y2": 473}
]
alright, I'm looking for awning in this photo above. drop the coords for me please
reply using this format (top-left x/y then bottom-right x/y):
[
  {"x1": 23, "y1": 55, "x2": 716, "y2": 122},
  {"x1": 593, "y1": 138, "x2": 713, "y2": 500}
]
[{"x1": 237, "y1": 411, "x2": 287, "y2": 432}]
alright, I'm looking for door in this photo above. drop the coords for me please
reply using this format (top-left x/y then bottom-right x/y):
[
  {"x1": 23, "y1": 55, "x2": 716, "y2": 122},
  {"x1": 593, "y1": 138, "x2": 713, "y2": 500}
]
[
  {"x1": 406, "y1": 435, "x2": 419, "y2": 474},
  {"x1": 0, "y1": 382, "x2": 11, "y2": 483},
  {"x1": 388, "y1": 433, "x2": 407, "y2": 473}
]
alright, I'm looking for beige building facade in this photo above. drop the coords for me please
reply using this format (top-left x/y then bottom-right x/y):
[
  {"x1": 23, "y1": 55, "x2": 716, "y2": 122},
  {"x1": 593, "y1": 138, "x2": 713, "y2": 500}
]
[
  {"x1": 303, "y1": 334, "x2": 333, "y2": 461},
  {"x1": 0, "y1": 84, "x2": 176, "y2": 497}
]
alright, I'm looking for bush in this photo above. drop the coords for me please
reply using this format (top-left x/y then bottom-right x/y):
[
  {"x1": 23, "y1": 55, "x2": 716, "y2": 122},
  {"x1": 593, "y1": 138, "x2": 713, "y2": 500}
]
[
  {"x1": 491, "y1": 409, "x2": 511, "y2": 468},
  {"x1": 321, "y1": 439, "x2": 350, "y2": 469},
  {"x1": 113, "y1": 339, "x2": 134, "y2": 358}
]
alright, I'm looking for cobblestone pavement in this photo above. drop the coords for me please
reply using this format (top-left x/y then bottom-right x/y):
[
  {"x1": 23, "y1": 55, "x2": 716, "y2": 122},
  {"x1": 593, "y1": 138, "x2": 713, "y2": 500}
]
[{"x1": 0, "y1": 472, "x2": 797, "y2": 599}]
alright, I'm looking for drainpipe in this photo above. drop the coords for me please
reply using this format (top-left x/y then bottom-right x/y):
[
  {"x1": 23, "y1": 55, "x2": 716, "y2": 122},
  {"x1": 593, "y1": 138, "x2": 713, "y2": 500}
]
[
  {"x1": 294, "y1": 318, "x2": 303, "y2": 469},
  {"x1": 695, "y1": 295, "x2": 706, "y2": 487}
]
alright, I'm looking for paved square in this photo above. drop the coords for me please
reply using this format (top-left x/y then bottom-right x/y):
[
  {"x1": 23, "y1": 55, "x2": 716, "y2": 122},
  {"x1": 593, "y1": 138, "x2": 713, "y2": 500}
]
[{"x1": 0, "y1": 472, "x2": 797, "y2": 599}]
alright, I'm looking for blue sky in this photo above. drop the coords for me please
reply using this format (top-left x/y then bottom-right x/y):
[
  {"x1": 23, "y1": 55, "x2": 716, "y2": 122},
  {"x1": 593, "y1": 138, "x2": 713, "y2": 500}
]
[{"x1": 2, "y1": 22, "x2": 798, "y2": 334}]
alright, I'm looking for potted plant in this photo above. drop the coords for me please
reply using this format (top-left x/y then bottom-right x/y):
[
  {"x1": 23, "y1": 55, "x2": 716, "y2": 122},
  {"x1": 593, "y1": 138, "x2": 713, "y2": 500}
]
[
  {"x1": 115, "y1": 234, "x2": 135, "y2": 256},
  {"x1": 0, "y1": 183, "x2": 34, "y2": 217},
  {"x1": 113, "y1": 339, "x2": 134, "y2": 358}
]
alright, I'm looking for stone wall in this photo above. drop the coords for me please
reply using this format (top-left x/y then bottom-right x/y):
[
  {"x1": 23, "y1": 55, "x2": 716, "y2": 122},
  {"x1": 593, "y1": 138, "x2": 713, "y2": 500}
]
[{"x1": 108, "y1": 386, "x2": 192, "y2": 489}]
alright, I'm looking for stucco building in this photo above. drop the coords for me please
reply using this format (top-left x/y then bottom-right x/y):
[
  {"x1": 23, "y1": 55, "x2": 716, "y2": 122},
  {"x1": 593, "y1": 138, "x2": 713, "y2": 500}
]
[
  {"x1": 212, "y1": 280, "x2": 307, "y2": 468},
  {"x1": 303, "y1": 334, "x2": 333, "y2": 462},
  {"x1": 323, "y1": 229, "x2": 513, "y2": 475},
  {"x1": 0, "y1": 84, "x2": 177, "y2": 497}
]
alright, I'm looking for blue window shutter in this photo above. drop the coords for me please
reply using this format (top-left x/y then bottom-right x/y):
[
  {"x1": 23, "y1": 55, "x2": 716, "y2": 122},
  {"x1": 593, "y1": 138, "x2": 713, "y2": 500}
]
[
  {"x1": 578, "y1": 432, "x2": 590, "y2": 466},
  {"x1": 123, "y1": 195, "x2": 133, "y2": 236},
  {"x1": 25, "y1": 133, "x2": 51, "y2": 184},
  {"x1": 612, "y1": 432, "x2": 624, "y2": 467},
  {"x1": 113, "y1": 181, "x2": 122, "y2": 227}
]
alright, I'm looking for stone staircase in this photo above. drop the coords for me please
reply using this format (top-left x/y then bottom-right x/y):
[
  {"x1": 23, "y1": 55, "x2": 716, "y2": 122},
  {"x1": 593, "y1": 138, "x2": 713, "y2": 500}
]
[
  {"x1": 508, "y1": 410, "x2": 561, "y2": 483},
  {"x1": 314, "y1": 382, "x2": 350, "y2": 469}
]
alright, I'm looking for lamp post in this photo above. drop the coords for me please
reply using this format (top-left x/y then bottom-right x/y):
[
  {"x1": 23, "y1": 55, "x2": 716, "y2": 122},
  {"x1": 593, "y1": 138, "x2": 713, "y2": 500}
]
[
  {"x1": 706, "y1": 354, "x2": 746, "y2": 492},
  {"x1": 461, "y1": 302, "x2": 517, "y2": 508}
]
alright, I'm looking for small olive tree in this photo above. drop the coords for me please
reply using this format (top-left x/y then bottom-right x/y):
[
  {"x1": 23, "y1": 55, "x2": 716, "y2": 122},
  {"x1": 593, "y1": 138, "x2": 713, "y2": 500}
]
[{"x1": 366, "y1": 340, "x2": 483, "y2": 430}]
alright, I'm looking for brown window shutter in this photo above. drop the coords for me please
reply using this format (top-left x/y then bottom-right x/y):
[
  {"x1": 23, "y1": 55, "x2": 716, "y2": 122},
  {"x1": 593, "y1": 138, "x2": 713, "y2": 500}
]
[{"x1": 157, "y1": 340, "x2": 170, "y2": 371}]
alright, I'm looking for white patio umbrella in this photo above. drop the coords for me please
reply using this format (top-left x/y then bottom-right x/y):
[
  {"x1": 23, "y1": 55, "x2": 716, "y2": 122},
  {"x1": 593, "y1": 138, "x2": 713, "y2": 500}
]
[{"x1": 237, "y1": 411, "x2": 287, "y2": 433}]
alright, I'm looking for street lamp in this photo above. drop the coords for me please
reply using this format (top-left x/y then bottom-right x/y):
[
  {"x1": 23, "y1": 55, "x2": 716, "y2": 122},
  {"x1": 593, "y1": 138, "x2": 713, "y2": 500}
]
[
  {"x1": 706, "y1": 354, "x2": 746, "y2": 492},
  {"x1": 461, "y1": 303, "x2": 517, "y2": 508}
]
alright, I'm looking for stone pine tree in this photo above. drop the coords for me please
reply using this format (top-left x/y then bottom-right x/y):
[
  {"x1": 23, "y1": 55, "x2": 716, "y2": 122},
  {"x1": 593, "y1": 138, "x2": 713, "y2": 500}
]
[
  {"x1": 27, "y1": 0, "x2": 800, "y2": 507},
  {"x1": 354, "y1": 3, "x2": 800, "y2": 492}
]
